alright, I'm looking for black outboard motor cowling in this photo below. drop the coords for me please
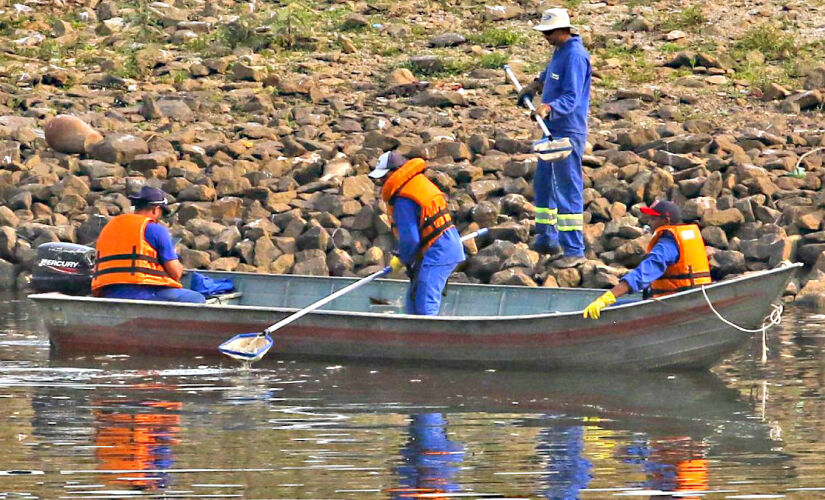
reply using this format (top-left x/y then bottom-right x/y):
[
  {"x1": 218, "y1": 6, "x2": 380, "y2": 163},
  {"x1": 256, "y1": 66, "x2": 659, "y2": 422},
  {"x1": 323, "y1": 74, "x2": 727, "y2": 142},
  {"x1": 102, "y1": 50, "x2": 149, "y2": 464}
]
[{"x1": 31, "y1": 242, "x2": 95, "y2": 295}]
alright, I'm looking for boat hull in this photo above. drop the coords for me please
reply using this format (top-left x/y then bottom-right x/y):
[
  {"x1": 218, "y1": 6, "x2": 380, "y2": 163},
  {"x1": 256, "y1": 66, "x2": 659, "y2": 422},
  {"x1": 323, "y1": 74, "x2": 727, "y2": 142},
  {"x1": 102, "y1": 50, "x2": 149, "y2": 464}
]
[{"x1": 31, "y1": 264, "x2": 800, "y2": 371}]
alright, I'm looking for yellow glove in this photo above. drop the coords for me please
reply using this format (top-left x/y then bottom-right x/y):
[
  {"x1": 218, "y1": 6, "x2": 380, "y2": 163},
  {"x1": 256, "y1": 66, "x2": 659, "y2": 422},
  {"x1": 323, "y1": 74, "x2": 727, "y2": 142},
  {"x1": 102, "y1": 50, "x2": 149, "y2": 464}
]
[
  {"x1": 583, "y1": 291, "x2": 616, "y2": 320},
  {"x1": 390, "y1": 256, "x2": 405, "y2": 273}
]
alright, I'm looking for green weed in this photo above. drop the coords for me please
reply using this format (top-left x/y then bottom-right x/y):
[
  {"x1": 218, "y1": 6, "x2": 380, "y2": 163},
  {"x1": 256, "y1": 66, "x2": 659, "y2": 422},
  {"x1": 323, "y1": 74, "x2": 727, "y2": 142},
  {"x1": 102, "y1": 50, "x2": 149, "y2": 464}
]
[
  {"x1": 735, "y1": 61, "x2": 793, "y2": 89},
  {"x1": 400, "y1": 58, "x2": 469, "y2": 77},
  {"x1": 171, "y1": 70, "x2": 189, "y2": 84},
  {"x1": 467, "y1": 28, "x2": 524, "y2": 47},
  {"x1": 596, "y1": 73, "x2": 619, "y2": 89},
  {"x1": 379, "y1": 45, "x2": 403, "y2": 57},
  {"x1": 112, "y1": 54, "x2": 143, "y2": 79},
  {"x1": 476, "y1": 52, "x2": 509, "y2": 69},
  {"x1": 661, "y1": 5, "x2": 705, "y2": 30},
  {"x1": 733, "y1": 24, "x2": 796, "y2": 60},
  {"x1": 660, "y1": 42, "x2": 683, "y2": 53},
  {"x1": 267, "y1": 0, "x2": 317, "y2": 49},
  {"x1": 0, "y1": 15, "x2": 30, "y2": 37}
]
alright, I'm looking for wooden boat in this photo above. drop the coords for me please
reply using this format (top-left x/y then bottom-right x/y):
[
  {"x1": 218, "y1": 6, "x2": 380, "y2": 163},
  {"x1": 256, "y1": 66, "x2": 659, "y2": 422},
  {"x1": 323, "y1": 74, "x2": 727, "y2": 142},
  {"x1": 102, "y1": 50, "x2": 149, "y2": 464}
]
[{"x1": 30, "y1": 262, "x2": 801, "y2": 370}]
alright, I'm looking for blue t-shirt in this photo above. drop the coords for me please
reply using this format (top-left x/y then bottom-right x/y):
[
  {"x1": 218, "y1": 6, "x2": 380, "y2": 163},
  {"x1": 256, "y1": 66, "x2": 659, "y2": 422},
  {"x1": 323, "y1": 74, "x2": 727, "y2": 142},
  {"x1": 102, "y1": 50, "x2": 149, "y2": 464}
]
[
  {"x1": 539, "y1": 36, "x2": 591, "y2": 137},
  {"x1": 621, "y1": 233, "x2": 680, "y2": 293},
  {"x1": 393, "y1": 197, "x2": 465, "y2": 267},
  {"x1": 144, "y1": 222, "x2": 178, "y2": 263}
]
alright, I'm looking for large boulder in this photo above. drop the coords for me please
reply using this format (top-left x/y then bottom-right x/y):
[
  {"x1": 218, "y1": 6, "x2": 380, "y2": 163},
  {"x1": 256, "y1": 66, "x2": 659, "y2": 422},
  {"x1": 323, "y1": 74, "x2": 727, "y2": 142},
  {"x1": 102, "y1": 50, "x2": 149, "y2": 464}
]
[
  {"x1": 87, "y1": 133, "x2": 149, "y2": 165},
  {"x1": 44, "y1": 115, "x2": 103, "y2": 154}
]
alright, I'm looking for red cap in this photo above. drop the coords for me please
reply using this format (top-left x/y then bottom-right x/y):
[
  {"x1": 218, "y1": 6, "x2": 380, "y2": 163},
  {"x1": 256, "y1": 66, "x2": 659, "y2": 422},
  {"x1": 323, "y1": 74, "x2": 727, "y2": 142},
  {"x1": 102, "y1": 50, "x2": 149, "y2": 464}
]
[{"x1": 640, "y1": 200, "x2": 681, "y2": 222}]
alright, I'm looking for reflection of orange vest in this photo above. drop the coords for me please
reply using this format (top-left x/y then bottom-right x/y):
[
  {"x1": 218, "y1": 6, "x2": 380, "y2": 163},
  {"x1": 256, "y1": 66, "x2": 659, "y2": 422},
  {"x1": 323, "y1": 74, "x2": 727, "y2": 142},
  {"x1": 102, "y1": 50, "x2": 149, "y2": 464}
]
[
  {"x1": 677, "y1": 458, "x2": 709, "y2": 492},
  {"x1": 92, "y1": 214, "x2": 181, "y2": 293},
  {"x1": 381, "y1": 158, "x2": 454, "y2": 254},
  {"x1": 646, "y1": 224, "x2": 711, "y2": 297},
  {"x1": 94, "y1": 401, "x2": 181, "y2": 490}
]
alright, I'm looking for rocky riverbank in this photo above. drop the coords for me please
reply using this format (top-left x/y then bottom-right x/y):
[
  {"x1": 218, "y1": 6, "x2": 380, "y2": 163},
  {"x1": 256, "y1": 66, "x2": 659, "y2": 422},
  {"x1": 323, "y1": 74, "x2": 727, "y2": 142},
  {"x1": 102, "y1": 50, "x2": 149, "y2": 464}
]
[{"x1": 0, "y1": 0, "x2": 823, "y2": 306}]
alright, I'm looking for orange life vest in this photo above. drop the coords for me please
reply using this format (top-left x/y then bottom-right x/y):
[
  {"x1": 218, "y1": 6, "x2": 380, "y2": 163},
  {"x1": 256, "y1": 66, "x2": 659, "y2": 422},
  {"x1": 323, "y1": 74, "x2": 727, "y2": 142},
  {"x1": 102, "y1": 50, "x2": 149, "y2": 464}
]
[
  {"x1": 381, "y1": 158, "x2": 455, "y2": 255},
  {"x1": 91, "y1": 214, "x2": 181, "y2": 294},
  {"x1": 646, "y1": 223, "x2": 712, "y2": 297}
]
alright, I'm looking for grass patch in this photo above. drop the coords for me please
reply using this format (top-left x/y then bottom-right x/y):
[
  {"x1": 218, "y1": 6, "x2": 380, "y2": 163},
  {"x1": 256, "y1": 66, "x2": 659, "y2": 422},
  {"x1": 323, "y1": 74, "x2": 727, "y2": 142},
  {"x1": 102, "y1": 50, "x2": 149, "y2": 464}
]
[
  {"x1": 626, "y1": 61, "x2": 657, "y2": 84},
  {"x1": 733, "y1": 24, "x2": 796, "y2": 60},
  {"x1": 0, "y1": 15, "x2": 31, "y2": 37},
  {"x1": 476, "y1": 52, "x2": 509, "y2": 69},
  {"x1": 467, "y1": 28, "x2": 524, "y2": 47},
  {"x1": 379, "y1": 45, "x2": 403, "y2": 57},
  {"x1": 112, "y1": 53, "x2": 144, "y2": 79},
  {"x1": 660, "y1": 5, "x2": 705, "y2": 30},
  {"x1": 596, "y1": 73, "x2": 619, "y2": 89},
  {"x1": 667, "y1": 68, "x2": 694, "y2": 79},
  {"x1": 735, "y1": 61, "x2": 793, "y2": 89},
  {"x1": 171, "y1": 69, "x2": 189, "y2": 84},
  {"x1": 269, "y1": 1, "x2": 318, "y2": 48},
  {"x1": 660, "y1": 42, "x2": 683, "y2": 53},
  {"x1": 400, "y1": 58, "x2": 470, "y2": 77}
]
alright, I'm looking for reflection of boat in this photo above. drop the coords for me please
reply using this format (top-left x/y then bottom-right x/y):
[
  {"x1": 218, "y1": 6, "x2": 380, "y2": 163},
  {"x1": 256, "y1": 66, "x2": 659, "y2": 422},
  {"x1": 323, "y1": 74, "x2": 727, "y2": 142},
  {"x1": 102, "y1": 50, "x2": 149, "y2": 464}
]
[
  {"x1": 31, "y1": 264, "x2": 800, "y2": 370},
  {"x1": 45, "y1": 355, "x2": 776, "y2": 446}
]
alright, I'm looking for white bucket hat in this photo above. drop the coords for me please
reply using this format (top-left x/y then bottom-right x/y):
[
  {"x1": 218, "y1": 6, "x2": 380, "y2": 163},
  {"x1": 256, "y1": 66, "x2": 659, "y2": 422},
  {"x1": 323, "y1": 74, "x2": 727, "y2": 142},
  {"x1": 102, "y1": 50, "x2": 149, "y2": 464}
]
[{"x1": 533, "y1": 8, "x2": 573, "y2": 32}]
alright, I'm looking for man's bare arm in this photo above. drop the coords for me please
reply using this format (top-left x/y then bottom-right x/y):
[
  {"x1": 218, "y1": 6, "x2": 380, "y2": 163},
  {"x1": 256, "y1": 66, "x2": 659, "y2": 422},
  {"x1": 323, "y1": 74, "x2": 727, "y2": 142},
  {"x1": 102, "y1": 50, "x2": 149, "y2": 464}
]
[{"x1": 163, "y1": 259, "x2": 184, "y2": 282}]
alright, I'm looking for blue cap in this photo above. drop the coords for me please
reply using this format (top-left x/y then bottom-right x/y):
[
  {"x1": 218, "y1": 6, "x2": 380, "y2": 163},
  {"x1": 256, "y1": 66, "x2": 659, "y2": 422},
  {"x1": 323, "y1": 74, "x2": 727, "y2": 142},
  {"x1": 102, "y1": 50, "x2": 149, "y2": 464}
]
[{"x1": 128, "y1": 186, "x2": 168, "y2": 206}]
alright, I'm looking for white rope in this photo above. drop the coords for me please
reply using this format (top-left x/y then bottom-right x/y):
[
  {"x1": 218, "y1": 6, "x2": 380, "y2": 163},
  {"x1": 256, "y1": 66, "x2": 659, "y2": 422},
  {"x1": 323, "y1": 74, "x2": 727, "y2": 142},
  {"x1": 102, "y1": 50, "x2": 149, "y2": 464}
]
[
  {"x1": 700, "y1": 285, "x2": 783, "y2": 363},
  {"x1": 796, "y1": 146, "x2": 825, "y2": 171}
]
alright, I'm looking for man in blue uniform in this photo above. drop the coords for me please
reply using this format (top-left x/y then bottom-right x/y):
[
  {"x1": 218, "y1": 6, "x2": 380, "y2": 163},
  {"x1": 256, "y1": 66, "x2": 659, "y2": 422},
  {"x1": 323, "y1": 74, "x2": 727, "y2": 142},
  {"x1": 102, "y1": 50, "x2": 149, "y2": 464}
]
[
  {"x1": 583, "y1": 201, "x2": 711, "y2": 319},
  {"x1": 370, "y1": 151, "x2": 465, "y2": 315},
  {"x1": 518, "y1": 8, "x2": 591, "y2": 268}
]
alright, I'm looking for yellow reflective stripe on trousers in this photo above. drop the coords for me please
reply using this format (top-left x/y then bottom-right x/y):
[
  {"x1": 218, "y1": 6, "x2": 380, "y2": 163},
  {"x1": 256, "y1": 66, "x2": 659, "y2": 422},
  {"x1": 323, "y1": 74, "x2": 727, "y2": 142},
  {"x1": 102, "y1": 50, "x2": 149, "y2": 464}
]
[
  {"x1": 557, "y1": 213, "x2": 583, "y2": 231},
  {"x1": 535, "y1": 208, "x2": 558, "y2": 225}
]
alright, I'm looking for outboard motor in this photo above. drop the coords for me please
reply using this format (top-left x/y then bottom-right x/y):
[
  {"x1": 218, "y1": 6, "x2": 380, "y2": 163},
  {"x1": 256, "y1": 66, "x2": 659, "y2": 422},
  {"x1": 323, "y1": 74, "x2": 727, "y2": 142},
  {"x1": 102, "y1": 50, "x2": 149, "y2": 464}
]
[{"x1": 31, "y1": 242, "x2": 95, "y2": 295}]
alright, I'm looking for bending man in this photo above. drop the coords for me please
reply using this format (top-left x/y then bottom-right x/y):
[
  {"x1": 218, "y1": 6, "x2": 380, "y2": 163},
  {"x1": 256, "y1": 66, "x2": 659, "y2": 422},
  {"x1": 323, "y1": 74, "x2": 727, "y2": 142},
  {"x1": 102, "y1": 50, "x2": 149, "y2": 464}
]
[
  {"x1": 370, "y1": 152, "x2": 465, "y2": 315},
  {"x1": 91, "y1": 186, "x2": 205, "y2": 303},
  {"x1": 583, "y1": 201, "x2": 711, "y2": 319}
]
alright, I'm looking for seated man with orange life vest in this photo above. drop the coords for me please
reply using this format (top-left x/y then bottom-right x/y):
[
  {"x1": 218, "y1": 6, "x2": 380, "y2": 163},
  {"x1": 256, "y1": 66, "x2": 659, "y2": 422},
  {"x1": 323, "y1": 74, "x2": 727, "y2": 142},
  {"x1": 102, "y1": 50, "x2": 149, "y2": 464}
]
[
  {"x1": 370, "y1": 151, "x2": 465, "y2": 316},
  {"x1": 91, "y1": 186, "x2": 205, "y2": 303},
  {"x1": 583, "y1": 200, "x2": 711, "y2": 319}
]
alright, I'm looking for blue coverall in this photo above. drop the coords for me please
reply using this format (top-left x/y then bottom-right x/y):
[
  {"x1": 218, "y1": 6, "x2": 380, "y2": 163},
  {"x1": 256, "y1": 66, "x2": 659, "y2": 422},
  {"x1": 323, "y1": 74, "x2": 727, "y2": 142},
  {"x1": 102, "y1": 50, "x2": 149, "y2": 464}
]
[
  {"x1": 536, "y1": 36, "x2": 591, "y2": 257},
  {"x1": 393, "y1": 197, "x2": 465, "y2": 315}
]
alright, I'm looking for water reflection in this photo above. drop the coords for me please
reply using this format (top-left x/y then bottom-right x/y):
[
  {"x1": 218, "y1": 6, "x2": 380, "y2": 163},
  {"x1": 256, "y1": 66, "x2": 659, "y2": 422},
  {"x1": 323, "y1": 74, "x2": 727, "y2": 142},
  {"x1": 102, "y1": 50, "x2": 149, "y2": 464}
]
[
  {"x1": 391, "y1": 413, "x2": 464, "y2": 499},
  {"x1": 537, "y1": 425, "x2": 592, "y2": 499},
  {"x1": 623, "y1": 435, "x2": 708, "y2": 499},
  {"x1": 93, "y1": 399, "x2": 181, "y2": 491},
  {"x1": 0, "y1": 291, "x2": 809, "y2": 498}
]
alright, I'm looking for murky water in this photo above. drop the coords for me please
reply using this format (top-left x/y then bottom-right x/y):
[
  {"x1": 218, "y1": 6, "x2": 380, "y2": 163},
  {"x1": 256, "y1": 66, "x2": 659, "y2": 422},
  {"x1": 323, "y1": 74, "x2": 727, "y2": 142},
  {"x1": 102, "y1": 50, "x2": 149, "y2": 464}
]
[{"x1": 1, "y1": 291, "x2": 824, "y2": 499}]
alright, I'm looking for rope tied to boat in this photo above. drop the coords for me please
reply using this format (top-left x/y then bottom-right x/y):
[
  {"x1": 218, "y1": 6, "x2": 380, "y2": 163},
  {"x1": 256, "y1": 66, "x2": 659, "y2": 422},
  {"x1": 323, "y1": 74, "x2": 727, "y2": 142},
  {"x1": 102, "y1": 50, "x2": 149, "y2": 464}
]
[{"x1": 700, "y1": 285, "x2": 783, "y2": 364}]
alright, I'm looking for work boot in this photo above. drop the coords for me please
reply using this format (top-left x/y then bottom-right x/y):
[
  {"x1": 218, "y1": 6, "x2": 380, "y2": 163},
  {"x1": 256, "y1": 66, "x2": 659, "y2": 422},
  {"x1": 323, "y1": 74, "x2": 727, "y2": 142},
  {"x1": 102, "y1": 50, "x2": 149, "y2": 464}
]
[
  {"x1": 552, "y1": 256, "x2": 586, "y2": 268},
  {"x1": 530, "y1": 240, "x2": 563, "y2": 259}
]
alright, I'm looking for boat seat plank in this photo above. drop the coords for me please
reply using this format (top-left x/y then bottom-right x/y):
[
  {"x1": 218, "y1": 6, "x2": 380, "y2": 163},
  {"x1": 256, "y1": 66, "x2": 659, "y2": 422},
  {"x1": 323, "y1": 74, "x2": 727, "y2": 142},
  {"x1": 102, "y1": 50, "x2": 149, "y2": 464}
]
[{"x1": 205, "y1": 291, "x2": 243, "y2": 305}]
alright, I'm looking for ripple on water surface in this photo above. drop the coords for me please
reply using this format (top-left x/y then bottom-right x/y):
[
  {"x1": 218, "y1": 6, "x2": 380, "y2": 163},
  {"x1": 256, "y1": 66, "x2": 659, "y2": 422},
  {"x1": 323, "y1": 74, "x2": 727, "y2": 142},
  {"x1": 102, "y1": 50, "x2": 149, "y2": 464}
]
[{"x1": 1, "y1": 293, "x2": 825, "y2": 498}]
